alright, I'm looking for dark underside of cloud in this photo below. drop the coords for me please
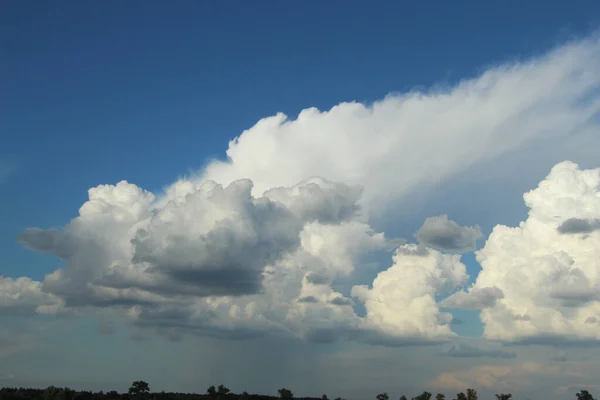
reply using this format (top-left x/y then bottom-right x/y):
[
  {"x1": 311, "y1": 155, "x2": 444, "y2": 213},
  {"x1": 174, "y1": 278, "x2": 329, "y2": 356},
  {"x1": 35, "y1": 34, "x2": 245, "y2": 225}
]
[
  {"x1": 415, "y1": 215, "x2": 482, "y2": 253},
  {"x1": 305, "y1": 272, "x2": 330, "y2": 285},
  {"x1": 557, "y1": 218, "x2": 600, "y2": 234}
]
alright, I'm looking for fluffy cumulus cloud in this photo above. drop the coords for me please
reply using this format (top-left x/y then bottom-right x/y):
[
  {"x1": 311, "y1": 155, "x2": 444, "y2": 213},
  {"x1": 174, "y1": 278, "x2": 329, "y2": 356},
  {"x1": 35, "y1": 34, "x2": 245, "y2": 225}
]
[
  {"x1": 12, "y1": 174, "x2": 467, "y2": 344},
  {"x1": 351, "y1": 245, "x2": 468, "y2": 341},
  {"x1": 449, "y1": 161, "x2": 600, "y2": 343},
  {"x1": 415, "y1": 215, "x2": 482, "y2": 253},
  {"x1": 5, "y1": 37, "x2": 600, "y2": 352},
  {"x1": 0, "y1": 276, "x2": 64, "y2": 316}
]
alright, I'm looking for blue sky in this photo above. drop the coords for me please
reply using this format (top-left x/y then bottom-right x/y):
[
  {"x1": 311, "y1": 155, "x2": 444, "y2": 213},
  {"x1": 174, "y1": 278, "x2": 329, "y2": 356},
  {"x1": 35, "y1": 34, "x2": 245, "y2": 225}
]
[{"x1": 2, "y1": 1, "x2": 600, "y2": 399}]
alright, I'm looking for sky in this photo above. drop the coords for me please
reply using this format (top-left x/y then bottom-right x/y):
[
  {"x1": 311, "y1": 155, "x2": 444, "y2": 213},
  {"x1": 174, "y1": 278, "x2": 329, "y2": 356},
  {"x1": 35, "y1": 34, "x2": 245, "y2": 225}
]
[{"x1": 2, "y1": 1, "x2": 600, "y2": 399}]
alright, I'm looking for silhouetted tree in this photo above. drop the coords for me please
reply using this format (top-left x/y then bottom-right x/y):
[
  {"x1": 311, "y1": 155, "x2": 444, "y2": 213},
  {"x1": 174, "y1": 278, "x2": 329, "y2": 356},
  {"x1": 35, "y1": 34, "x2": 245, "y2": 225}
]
[
  {"x1": 411, "y1": 393, "x2": 431, "y2": 400},
  {"x1": 216, "y1": 385, "x2": 230, "y2": 400},
  {"x1": 577, "y1": 390, "x2": 596, "y2": 400},
  {"x1": 72, "y1": 391, "x2": 92, "y2": 400},
  {"x1": 0, "y1": 382, "x2": 503, "y2": 400},
  {"x1": 128, "y1": 382, "x2": 149, "y2": 398},
  {"x1": 278, "y1": 389, "x2": 293, "y2": 400},
  {"x1": 42, "y1": 386, "x2": 74, "y2": 400},
  {"x1": 207, "y1": 386, "x2": 217, "y2": 400}
]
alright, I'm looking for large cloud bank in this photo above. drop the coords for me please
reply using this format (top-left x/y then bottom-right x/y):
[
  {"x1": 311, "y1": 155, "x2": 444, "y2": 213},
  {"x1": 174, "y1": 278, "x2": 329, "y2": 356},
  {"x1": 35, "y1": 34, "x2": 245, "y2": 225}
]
[
  {"x1": 9, "y1": 176, "x2": 467, "y2": 344},
  {"x1": 3, "y1": 37, "x2": 600, "y2": 346}
]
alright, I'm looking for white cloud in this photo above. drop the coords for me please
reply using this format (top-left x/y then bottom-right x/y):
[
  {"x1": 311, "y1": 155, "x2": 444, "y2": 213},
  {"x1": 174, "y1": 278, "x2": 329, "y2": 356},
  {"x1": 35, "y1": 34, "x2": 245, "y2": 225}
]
[
  {"x1": 415, "y1": 215, "x2": 482, "y2": 253},
  {"x1": 19, "y1": 178, "x2": 364, "y2": 305},
  {"x1": 15, "y1": 176, "x2": 424, "y2": 343},
  {"x1": 298, "y1": 219, "x2": 395, "y2": 277},
  {"x1": 456, "y1": 161, "x2": 600, "y2": 343},
  {"x1": 6, "y1": 36, "x2": 600, "y2": 351},
  {"x1": 8, "y1": 177, "x2": 469, "y2": 345},
  {"x1": 351, "y1": 244, "x2": 468, "y2": 341},
  {"x1": 198, "y1": 37, "x2": 600, "y2": 217},
  {"x1": 0, "y1": 276, "x2": 64, "y2": 316}
]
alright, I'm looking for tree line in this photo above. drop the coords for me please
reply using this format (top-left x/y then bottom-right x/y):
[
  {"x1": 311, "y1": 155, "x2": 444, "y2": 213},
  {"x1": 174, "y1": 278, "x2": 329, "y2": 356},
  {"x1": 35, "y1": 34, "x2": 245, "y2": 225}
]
[{"x1": 0, "y1": 381, "x2": 596, "y2": 400}]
